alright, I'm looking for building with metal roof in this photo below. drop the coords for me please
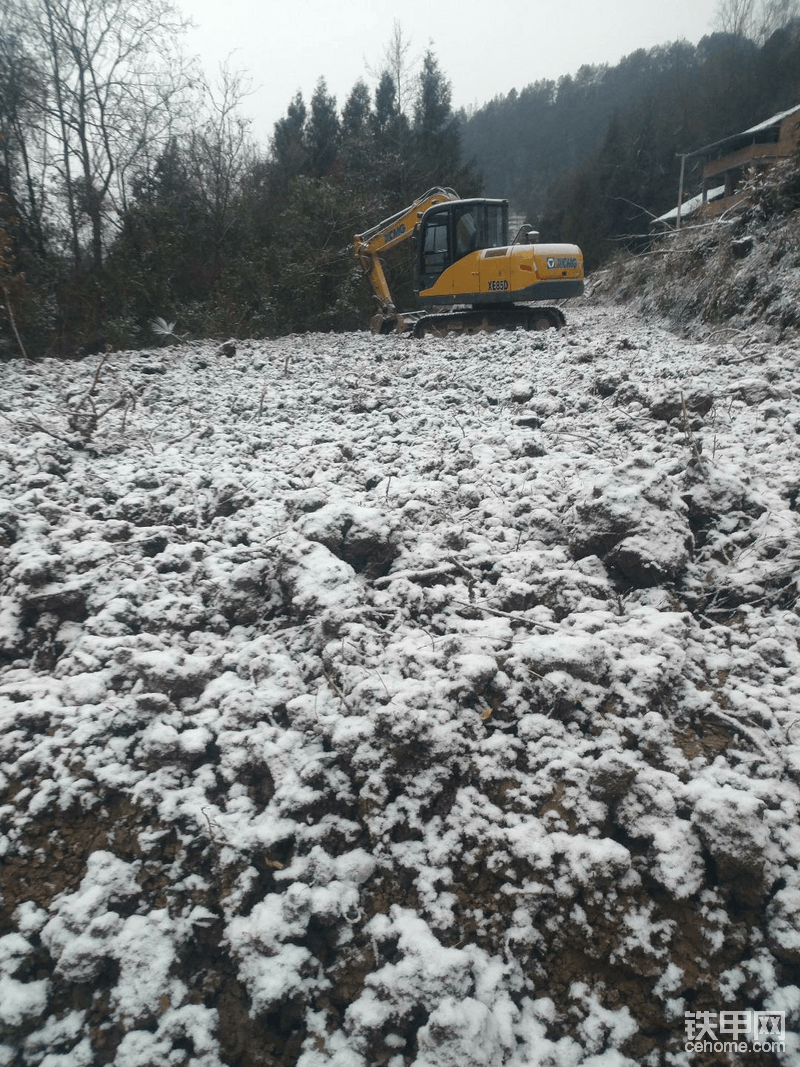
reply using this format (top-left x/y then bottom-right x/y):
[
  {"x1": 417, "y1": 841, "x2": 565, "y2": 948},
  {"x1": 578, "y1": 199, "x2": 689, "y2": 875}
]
[{"x1": 656, "y1": 104, "x2": 800, "y2": 227}]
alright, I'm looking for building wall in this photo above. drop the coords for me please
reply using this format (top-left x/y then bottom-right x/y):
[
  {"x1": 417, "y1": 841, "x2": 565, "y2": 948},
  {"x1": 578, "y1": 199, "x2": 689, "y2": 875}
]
[
  {"x1": 700, "y1": 112, "x2": 800, "y2": 212},
  {"x1": 704, "y1": 139, "x2": 785, "y2": 180},
  {"x1": 777, "y1": 113, "x2": 800, "y2": 156}
]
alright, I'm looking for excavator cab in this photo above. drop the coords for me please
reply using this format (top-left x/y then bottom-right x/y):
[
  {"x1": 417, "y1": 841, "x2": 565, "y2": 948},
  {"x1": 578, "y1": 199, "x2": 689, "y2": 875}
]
[{"x1": 417, "y1": 199, "x2": 508, "y2": 292}]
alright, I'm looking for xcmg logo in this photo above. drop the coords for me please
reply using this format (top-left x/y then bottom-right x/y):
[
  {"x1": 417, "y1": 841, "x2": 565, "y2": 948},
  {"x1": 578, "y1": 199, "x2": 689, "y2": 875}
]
[{"x1": 383, "y1": 224, "x2": 406, "y2": 243}]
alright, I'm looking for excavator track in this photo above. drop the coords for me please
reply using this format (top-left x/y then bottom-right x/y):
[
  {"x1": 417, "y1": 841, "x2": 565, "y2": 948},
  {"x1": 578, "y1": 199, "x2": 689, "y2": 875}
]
[{"x1": 411, "y1": 305, "x2": 566, "y2": 338}]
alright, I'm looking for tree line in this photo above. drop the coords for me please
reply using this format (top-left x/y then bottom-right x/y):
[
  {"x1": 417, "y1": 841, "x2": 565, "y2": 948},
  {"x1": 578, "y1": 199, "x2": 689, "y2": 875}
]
[
  {"x1": 0, "y1": 8, "x2": 476, "y2": 356},
  {"x1": 460, "y1": 6, "x2": 800, "y2": 268},
  {"x1": 1, "y1": 0, "x2": 799, "y2": 356}
]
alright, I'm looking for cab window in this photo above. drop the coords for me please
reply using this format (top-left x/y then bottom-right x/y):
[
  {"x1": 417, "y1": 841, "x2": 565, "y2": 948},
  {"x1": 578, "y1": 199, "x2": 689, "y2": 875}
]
[
  {"x1": 420, "y1": 209, "x2": 450, "y2": 287},
  {"x1": 484, "y1": 203, "x2": 506, "y2": 248},
  {"x1": 453, "y1": 202, "x2": 506, "y2": 256},
  {"x1": 455, "y1": 206, "x2": 478, "y2": 258}
]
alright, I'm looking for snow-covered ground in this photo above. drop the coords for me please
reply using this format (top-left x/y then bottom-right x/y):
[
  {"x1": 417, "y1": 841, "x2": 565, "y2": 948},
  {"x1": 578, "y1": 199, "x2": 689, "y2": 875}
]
[{"x1": 1, "y1": 304, "x2": 800, "y2": 1066}]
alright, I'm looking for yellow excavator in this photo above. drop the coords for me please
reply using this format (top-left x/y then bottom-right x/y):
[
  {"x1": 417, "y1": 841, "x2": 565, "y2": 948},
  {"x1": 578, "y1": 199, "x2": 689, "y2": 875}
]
[{"x1": 353, "y1": 187, "x2": 584, "y2": 337}]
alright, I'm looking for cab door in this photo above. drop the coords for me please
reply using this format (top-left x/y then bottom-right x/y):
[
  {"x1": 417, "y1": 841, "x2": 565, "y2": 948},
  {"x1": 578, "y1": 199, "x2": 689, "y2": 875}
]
[{"x1": 418, "y1": 208, "x2": 451, "y2": 292}]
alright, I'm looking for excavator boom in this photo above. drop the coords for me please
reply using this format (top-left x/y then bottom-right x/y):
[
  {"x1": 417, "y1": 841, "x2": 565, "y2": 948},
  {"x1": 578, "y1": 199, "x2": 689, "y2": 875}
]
[{"x1": 353, "y1": 188, "x2": 460, "y2": 333}]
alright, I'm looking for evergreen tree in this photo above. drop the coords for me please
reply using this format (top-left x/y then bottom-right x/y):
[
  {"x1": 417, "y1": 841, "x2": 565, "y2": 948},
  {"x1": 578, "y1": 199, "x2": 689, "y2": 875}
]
[
  {"x1": 265, "y1": 175, "x2": 373, "y2": 334},
  {"x1": 372, "y1": 71, "x2": 399, "y2": 138},
  {"x1": 372, "y1": 70, "x2": 407, "y2": 199},
  {"x1": 307, "y1": 77, "x2": 340, "y2": 178},
  {"x1": 411, "y1": 50, "x2": 480, "y2": 196},
  {"x1": 341, "y1": 80, "x2": 375, "y2": 189},
  {"x1": 107, "y1": 138, "x2": 202, "y2": 322},
  {"x1": 271, "y1": 91, "x2": 308, "y2": 191},
  {"x1": 342, "y1": 80, "x2": 373, "y2": 142},
  {"x1": 413, "y1": 50, "x2": 461, "y2": 187}
]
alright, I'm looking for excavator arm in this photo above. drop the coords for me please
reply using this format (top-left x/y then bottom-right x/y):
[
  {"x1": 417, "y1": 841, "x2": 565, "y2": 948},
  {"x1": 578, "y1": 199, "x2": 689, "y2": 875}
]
[{"x1": 353, "y1": 187, "x2": 459, "y2": 333}]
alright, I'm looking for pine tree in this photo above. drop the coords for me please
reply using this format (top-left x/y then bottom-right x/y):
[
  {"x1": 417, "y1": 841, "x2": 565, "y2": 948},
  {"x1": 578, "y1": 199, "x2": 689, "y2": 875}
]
[
  {"x1": 371, "y1": 70, "x2": 408, "y2": 200},
  {"x1": 341, "y1": 79, "x2": 374, "y2": 188},
  {"x1": 307, "y1": 77, "x2": 340, "y2": 178},
  {"x1": 413, "y1": 50, "x2": 461, "y2": 187},
  {"x1": 271, "y1": 90, "x2": 308, "y2": 191}
]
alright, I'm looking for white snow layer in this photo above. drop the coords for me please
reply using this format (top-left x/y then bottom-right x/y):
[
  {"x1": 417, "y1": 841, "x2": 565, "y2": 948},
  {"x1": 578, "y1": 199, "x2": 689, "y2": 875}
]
[{"x1": 1, "y1": 303, "x2": 800, "y2": 1065}]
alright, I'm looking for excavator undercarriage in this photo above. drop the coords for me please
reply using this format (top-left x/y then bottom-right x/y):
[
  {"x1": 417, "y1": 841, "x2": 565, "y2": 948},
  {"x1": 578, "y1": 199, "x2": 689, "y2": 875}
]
[{"x1": 372, "y1": 304, "x2": 567, "y2": 338}]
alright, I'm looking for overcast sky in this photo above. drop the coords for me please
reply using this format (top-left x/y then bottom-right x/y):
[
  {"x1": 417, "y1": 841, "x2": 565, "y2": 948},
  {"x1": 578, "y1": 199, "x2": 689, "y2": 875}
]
[{"x1": 181, "y1": 0, "x2": 722, "y2": 146}]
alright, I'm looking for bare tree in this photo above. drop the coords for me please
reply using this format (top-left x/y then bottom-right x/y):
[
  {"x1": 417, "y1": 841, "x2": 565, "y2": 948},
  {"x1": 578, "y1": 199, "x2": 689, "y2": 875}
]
[
  {"x1": 755, "y1": 0, "x2": 800, "y2": 38},
  {"x1": 714, "y1": 0, "x2": 800, "y2": 40},
  {"x1": 714, "y1": 0, "x2": 757, "y2": 35},
  {"x1": 0, "y1": 5, "x2": 49, "y2": 258},
  {"x1": 187, "y1": 61, "x2": 255, "y2": 279},
  {"x1": 381, "y1": 21, "x2": 419, "y2": 121},
  {"x1": 10, "y1": 0, "x2": 196, "y2": 274}
]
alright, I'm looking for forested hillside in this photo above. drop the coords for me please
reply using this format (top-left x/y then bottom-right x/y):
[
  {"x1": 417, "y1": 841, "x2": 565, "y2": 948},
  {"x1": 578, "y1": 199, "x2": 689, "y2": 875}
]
[
  {"x1": 1, "y1": 0, "x2": 799, "y2": 356},
  {"x1": 461, "y1": 22, "x2": 800, "y2": 267}
]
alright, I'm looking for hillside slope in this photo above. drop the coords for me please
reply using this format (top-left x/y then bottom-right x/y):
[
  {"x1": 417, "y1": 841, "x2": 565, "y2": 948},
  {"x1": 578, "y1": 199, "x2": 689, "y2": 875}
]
[
  {"x1": 590, "y1": 155, "x2": 800, "y2": 342},
  {"x1": 1, "y1": 305, "x2": 800, "y2": 1066}
]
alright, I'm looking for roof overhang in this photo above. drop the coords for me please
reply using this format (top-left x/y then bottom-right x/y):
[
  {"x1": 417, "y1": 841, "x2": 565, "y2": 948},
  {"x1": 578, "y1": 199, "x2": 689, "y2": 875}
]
[
  {"x1": 687, "y1": 103, "x2": 800, "y2": 161},
  {"x1": 688, "y1": 126, "x2": 780, "y2": 161}
]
